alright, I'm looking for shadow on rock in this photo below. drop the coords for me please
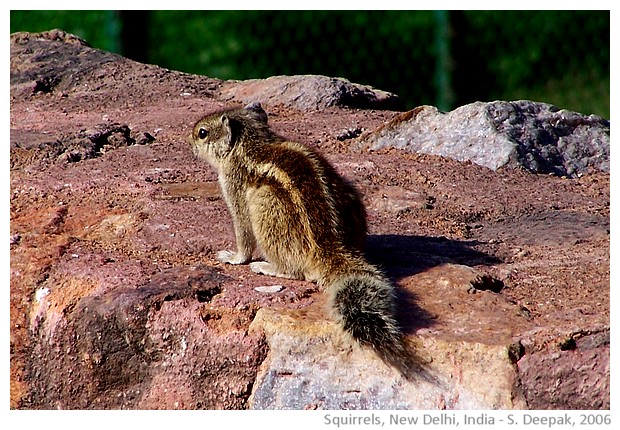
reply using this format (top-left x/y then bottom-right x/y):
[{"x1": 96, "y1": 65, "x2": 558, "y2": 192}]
[
  {"x1": 366, "y1": 233, "x2": 501, "y2": 278},
  {"x1": 365, "y1": 233, "x2": 503, "y2": 382},
  {"x1": 367, "y1": 233, "x2": 502, "y2": 330}
]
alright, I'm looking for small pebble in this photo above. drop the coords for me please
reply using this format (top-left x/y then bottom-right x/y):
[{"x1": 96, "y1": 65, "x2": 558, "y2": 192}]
[
  {"x1": 35, "y1": 287, "x2": 50, "y2": 302},
  {"x1": 254, "y1": 285, "x2": 283, "y2": 293}
]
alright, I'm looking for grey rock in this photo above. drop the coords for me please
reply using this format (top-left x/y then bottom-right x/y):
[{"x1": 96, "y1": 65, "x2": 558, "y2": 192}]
[
  {"x1": 220, "y1": 74, "x2": 402, "y2": 111},
  {"x1": 360, "y1": 101, "x2": 609, "y2": 177}
]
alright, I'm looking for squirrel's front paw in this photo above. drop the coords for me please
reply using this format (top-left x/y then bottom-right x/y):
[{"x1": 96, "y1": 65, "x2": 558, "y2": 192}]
[{"x1": 217, "y1": 250, "x2": 250, "y2": 265}]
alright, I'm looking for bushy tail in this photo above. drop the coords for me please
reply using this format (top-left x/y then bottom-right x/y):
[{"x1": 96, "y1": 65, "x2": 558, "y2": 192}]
[{"x1": 329, "y1": 271, "x2": 413, "y2": 375}]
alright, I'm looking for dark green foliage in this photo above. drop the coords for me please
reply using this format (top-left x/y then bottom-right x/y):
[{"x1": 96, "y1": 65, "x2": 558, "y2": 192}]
[
  {"x1": 10, "y1": 10, "x2": 609, "y2": 118},
  {"x1": 10, "y1": 10, "x2": 121, "y2": 52},
  {"x1": 452, "y1": 11, "x2": 609, "y2": 115}
]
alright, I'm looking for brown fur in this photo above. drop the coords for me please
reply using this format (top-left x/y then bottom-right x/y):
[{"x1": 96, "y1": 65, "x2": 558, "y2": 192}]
[{"x1": 189, "y1": 104, "x2": 409, "y2": 373}]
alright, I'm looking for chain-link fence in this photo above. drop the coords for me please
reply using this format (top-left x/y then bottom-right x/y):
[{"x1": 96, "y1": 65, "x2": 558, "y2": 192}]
[{"x1": 10, "y1": 10, "x2": 610, "y2": 118}]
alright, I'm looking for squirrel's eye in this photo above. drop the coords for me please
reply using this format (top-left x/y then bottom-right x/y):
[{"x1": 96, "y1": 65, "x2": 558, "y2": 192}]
[{"x1": 198, "y1": 128, "x2": 207, "y2": 139}]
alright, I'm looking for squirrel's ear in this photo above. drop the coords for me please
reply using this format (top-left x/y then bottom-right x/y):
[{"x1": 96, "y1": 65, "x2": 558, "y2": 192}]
[
  {"x1": 220, "y1": 114, "x2": 238, "y2": 147},
  {"x1": 244, "y1": 102, "x2": 268, "y2": 123}
]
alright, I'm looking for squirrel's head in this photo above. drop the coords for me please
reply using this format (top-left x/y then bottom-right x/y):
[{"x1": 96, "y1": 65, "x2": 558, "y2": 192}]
[{"x1": 188, "y1": 103, "x2": 268, "y2": 166}]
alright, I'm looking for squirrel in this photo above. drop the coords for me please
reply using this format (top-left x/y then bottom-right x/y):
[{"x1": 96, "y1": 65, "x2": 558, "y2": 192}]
[{"x1": 188, "y1": 103, "x2": 410, "y2": 373}]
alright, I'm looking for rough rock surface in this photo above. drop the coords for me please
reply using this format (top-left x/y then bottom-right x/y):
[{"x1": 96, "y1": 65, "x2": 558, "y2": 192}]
[
  {"x1": 9, "y1": 31, "x2": 610, "y2": 410},
  {"x1": 359, "y1": 102, "x2": 610, "y2": 177},
  {"x1": 220, "y1": 74, "x2": 402, "y2": 111}
]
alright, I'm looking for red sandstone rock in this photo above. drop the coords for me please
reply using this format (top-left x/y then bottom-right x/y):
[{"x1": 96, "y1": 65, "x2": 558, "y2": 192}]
[{"x1": 9, "y1": 31, "x2": 609, "y2": 410}]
